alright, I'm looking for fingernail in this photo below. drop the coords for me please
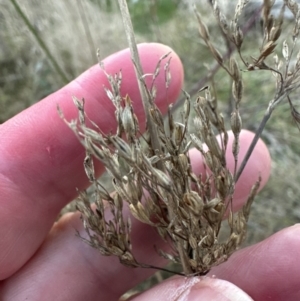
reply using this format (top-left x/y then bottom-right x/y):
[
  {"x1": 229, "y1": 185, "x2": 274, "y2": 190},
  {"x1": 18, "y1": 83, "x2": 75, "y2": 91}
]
[{"x1": 186, "y1": 277, "x2": 254, "y2": 301}]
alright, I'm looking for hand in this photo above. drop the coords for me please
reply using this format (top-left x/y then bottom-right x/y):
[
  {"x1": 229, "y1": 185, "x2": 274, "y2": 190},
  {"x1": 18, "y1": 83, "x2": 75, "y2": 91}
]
[{"x1": 0, "y1": 43, "x2": 298, "y2": 301}]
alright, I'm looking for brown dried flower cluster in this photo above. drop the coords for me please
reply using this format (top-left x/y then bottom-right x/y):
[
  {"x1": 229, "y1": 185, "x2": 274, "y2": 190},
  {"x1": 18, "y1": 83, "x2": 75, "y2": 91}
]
[
  {"x1": 68, "y1": 68, "x2": 260, "y2": 276},
  {"x1": 60, "y1": 0, "x2": 300, "y2": 277}
]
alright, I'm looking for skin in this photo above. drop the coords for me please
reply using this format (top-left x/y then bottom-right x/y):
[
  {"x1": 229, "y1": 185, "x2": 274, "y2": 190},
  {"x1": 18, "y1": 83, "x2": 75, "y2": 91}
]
[{"x1": 0, "y1": 43, "x2": 298, "y2": 301}]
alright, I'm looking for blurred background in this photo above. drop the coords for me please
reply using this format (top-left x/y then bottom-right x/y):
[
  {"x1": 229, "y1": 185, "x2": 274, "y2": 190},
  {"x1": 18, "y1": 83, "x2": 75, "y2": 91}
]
[{"x1": 1, "y1": 0, "x2": 300, "y2": 291}]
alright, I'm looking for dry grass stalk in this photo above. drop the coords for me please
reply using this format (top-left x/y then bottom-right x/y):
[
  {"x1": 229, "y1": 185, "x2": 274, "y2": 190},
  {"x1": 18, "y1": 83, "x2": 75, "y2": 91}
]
[{"x1": 59, "y1": 0, "x2": 300, "y2": 277}]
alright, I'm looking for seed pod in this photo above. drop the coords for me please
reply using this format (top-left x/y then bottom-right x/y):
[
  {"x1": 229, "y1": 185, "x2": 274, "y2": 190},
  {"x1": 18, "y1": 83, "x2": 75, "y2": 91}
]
[
  {"x1": 122, "y1": 96, "x2": 136, "y2": 138},
  {"x1": 204, "y1": 105, "x2": 218, "y2": 126},
  {"x1": 174, "y1": 123, "x2": 184, "y2": 146},
  {"x1": 83, "y1": 154, "x2": 95, "y2": 182},
  {"x1": 151, "y1": 85, "x2": 157, "y2": 99},
  {"x1": 190, "y1": 133, "x2": 204, "y2": 154},
  {"x1": 189, "y1": 259, "x2": 198, "y2": 269},
  {"x1": 230, "y1": 58, "x2": 240, "y2": 81},
  {"x1": 168, "y1": 104, "x2": 175, "y2": 134},
  {"x1": 178, "y1": 154, "x2": 189, "y2": 173},
  {"x1": 226, "y1": 233, "x2": 239, "y2": 252},
  {"x1": 183, "y1": 191, "x2": 204, "y2": 217},
  {"x1": 219, "y1": 12, "x2": 229, "y2": 35},
  {"x1": 124, "y1": 181, "x2": 140, "y2": 205},
  {"x1": 231, "y1": 110, "x2": 242, "y2": 135},
  {"x1": 129, "y1": 203, "x2": 151, "y2": 224},
  {"x1": 195, "y1": 9, "x2": 210, "y2": 41},
  {"x1": 194, "y1": 116, "x2": 204, "y2": 134},
  {"x1": 189, "y1": 235, "x2": 198, "y2": 250},
  {"x1": 269, "y1": 26, "x2": 281, "y2": 42},
  {"x1": 266, "y1": 15, "x2": 275, "y2": 36},
  {"x1": 87, "y1": 140, "x2": 105, "y2": 161},
  {"x1": 196, "y1": 95, "x2": 207, "y2": 108},
  {"x1": 112, "y1": 180, "x2": 128, "y2": 203},
  {"x1": 110, "y1": 136, "x2": 132, "y2": 160},
  {"x1": 150, "y1": 106, "x2": 164, "y2": 128},
  {"x1": 113, "y1": 192, "x2": 123, "y2": 211},
  {"x1": 204, "y1": 150, "x2": 214, "y2": 171},
  {"x1": 165, "y1": 58, "x2": 172, "y2": 88},
  {"x1": 204, "y1": 197, "x2": 221, "y2": 210},
  {"x1": 83, "y1": 127, "x2": 107, "y2": 146},
  {"x1": 206, "y1": 133, "x2": 222, "y2": 160},
  {"x1": 234, "y1": 26, "x2": 243, "y2": 49},
  {"x1": 183, "y1": 93, "x2": 191, "y2": 120},
  {"x1": 120, "y1": 251, "x2": 138, "y2": 267},
  {"x1": 205, "y1": 88, "x2": 212, "y2": 103},
  {"x1": 152, "y1": 168, "x2": 172, "y2": 188},
  {"x1": 232, "y1": 79, "x2": 243, "y2": 104},
  {"x1": 282, "y1": 40, "x2": 289, "y2": 61},
  {"x1": 208, "y1": 41, "x2": 223, "y2": 65},
  {"x1": 260, "y1": 41, "x2": 277, "y2": 59}
]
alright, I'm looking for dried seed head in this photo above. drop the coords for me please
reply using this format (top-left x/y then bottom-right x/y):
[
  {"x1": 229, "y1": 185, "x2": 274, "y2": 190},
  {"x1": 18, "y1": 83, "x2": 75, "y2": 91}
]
[
  {"x1": 234, "y1": 26, "x2": 244, "y2": 49},
  {"x1": 194, "y1": 7, "x2": 210, "y2": 41},
  {"x1": 231, "y1": 110, "x2": 242, "y2": 135},
  {"x1": 282, "y1": 40, "x2": 289, "y2": 61},
  {"x1": 178, "y1": 153, "x2": 189, "y2": 173},
  {"x1": 269, "y1": 26, "x2": 282, "y2": 42},
  {"x1": 260, "y1": 41, "x2": 277, "y2": 59},
  {"x1": 122, "y1": 96, "x2": 137, "y2": 139},
  {"x1": 206, "y1": 132, "x2": 223, "y2": 161},
  {"x1": 230, "y1": 58, "x2": 240, "y2": 81},
  {"x1": 183, "y1": 191, "x2": 204, "y2": 217},
  {"x1": 72, "y1": 0, "x2": 267, "y2": 277},
  {"x1": 174, "y1": 123, "x2": 184, "y2": 146},
  {"x1": 208, "y1": 41, "x2": 223, "y2": 65},
  {"x1": 232, "y1": 79, "x2": 243, "y2": 104}
]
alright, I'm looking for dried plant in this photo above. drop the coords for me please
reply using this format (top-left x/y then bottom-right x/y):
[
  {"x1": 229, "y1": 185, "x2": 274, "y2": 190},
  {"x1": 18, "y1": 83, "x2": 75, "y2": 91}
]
[{"x1": 59, "y1": 0, "x2": 300, "y2": 277}]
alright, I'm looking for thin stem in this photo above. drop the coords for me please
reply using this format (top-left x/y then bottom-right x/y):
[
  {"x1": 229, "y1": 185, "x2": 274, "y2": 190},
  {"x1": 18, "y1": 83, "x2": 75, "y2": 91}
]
[
  {"x1": 9, "y1": 0, "x2": 69, "y2": 84},
  {"x1": 235, "y1": 110, "x2": 271, "y2": 182},
  {"x1": 117, "y1": 0, "x2": 192, "y2": 275},
  {"x1": 235, "y1": 88, "x2": 293, "y2": 182},
  {"x1": 76, "y1": 0, "x2": 97, "y2": 65},
  {"x1": 117, "y1": 0, "x2": 161, "y2": 157}
]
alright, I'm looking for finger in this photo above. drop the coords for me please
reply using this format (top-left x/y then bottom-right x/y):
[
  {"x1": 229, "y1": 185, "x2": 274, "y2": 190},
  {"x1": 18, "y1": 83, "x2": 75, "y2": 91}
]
[
  {"x1": 209, "y1": 224, "x2": 300, "y2": 301},
  {"x1": 0, "y1": 43, "x2": 184, "y2": 280},
  {"x1": 0, "y1": 211, "x2": 254, "y2": 301},
  {"x1": 131, "y1": 276, "x2": 253, "y2": 301},
  {"x1": 0, "y1": 212, "x2": 170, "y2": 301},
  {"x1": 0, "y1": 133, "x2": 271, "y2": 299},
  {"x1": 189, "y1": 129, "x2": 271, "y2": 211}
]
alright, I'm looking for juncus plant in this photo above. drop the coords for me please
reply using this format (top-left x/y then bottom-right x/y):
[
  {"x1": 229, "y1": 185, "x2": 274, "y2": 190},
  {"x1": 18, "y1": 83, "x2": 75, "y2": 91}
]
[{"x1": 56, "y1": 0, "x2": 300, "y2": 299}]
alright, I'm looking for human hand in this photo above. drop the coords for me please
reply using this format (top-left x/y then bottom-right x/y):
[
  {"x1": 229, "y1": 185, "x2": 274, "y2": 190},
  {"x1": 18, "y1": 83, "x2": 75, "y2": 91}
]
[{"x1": 0, "y1": 43, "x2": 298, "y2": 301}]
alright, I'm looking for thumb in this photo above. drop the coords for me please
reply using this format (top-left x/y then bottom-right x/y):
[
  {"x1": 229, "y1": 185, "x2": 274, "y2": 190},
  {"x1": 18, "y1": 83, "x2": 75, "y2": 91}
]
[{"x1": 131, "y1": 276, "x2": 253, "y2": 301}]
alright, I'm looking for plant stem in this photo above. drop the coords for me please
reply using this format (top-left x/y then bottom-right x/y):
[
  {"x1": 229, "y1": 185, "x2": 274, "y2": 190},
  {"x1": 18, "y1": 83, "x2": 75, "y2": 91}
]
[
  {"x1": 10, "y1": 0, "x2": 69, "y2": 84},
  {"x1": 117, "y1": 0, "x2": 161, "y2": 156},
  {"x1": 235, "y1": 88, "x2": 295, "y2": 182},
  {"x1": 117, "y1": 0, "x2": 192, "y2": 275},
  {"x1": 235, "y1": 108, "x2": 271, "y2": 182},
  {"x1": 76, "y1": 0, "x2": 96, "y2": 65}
]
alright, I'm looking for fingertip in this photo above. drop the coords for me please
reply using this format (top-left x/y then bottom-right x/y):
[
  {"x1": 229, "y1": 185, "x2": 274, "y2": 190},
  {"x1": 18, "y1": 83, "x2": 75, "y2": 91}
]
[
  {"x1": 211, "y1": 224, "x2": 300, "y2": 300},
  {"x1": 132, "y1": 276, "x2": 253, "y2": 301}
]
